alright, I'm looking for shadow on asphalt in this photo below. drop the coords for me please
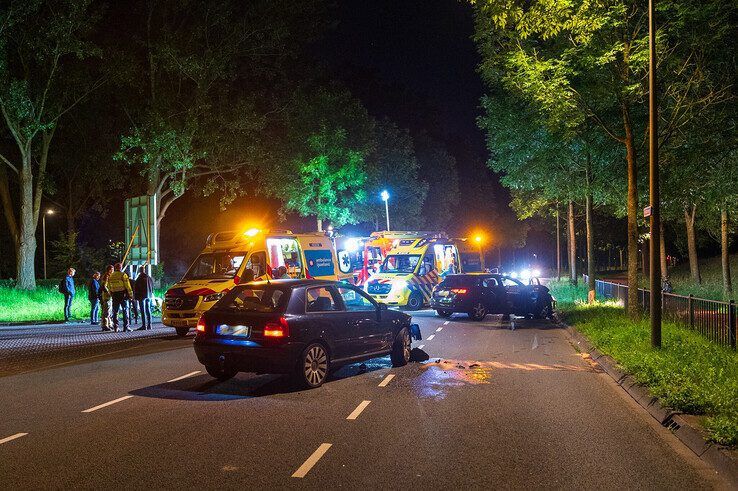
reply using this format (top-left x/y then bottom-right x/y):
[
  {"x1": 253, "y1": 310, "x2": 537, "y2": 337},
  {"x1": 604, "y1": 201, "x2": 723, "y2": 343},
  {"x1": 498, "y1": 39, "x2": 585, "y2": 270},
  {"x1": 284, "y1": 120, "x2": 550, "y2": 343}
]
[{"x1": 129, "y1": 357, "x2": 399, "y2": 401}]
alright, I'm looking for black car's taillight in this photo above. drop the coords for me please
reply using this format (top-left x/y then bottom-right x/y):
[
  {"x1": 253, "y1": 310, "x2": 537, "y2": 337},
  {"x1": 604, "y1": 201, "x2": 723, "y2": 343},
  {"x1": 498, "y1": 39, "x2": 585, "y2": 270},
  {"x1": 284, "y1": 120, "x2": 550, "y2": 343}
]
[
  {"x1": 196, "y1": 315, "x2": 207, "y2": 333},
  {"x1": 264, "y1": 316, "x2": 289, "y2": 338}
]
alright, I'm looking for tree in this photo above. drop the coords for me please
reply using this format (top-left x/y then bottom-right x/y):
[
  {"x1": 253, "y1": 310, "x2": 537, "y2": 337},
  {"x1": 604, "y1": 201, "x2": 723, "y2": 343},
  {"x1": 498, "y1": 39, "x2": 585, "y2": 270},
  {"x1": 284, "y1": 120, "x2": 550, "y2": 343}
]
[
  {"x1": 414, "y1": 134, "x2": 459, "y2": 230},
  {"x1": 279, "y1": 127, "x2": 368, "y2": 231},
  {"x1": 0, "y1": 0, "x2": 104, "y2": 289}
]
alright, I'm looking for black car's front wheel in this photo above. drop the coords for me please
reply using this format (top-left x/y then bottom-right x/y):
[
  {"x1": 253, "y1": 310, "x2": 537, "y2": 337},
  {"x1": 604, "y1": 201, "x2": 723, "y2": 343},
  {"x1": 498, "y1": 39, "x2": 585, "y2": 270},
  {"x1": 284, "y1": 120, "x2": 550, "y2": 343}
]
[
  {"x1": 295, "y1": 343, "x2": 329, "y2": 389},
  {"x1": 391, "y1": 327, "x2": 411, "y2": 367},
  {"x1": 468, "y1": 302, "x2": 488, "y2": 321},
  {"x1": 534, "y1": 301, "x2": 554, "y2": 319},
  {"x1": 205, "y1": 364, "x2": 237, "y2": 382}
]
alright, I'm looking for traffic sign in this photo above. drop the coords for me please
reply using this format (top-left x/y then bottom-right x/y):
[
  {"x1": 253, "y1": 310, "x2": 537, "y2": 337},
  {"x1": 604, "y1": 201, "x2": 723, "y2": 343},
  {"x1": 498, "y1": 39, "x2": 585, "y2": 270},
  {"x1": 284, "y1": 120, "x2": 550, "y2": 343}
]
[
  {"x1": 643, "y1": 205, "x2": 652, "y2": 218},
  {"x1": 124, "y1": 195, "x2": 158, "y2": 265}
]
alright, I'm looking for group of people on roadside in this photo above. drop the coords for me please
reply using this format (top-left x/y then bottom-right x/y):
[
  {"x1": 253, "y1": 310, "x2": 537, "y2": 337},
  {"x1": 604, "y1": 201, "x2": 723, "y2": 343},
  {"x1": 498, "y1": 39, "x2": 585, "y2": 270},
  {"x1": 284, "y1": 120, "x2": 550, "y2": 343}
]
[{"x1": 61, "y1": 264, "x2": 155, "y2": 332}]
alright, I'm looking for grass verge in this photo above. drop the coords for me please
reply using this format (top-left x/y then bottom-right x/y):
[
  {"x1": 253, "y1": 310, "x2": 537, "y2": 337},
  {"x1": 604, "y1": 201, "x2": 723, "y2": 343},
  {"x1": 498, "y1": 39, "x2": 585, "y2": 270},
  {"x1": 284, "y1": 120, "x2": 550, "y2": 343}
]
[
  {"x1": 0, "y1": 282, "x2": 168, "y2": 324},
  {"x1": 550, "y1": 280, "x2": 738, "y2": 447}
]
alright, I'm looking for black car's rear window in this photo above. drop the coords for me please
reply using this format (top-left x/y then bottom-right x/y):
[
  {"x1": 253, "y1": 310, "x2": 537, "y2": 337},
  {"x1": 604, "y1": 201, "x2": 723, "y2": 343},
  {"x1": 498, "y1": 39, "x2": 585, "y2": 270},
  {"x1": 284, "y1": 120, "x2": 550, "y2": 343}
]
[
  {"x1": 442, "y1": 275, "x2": 483, "y2": 287},
  {"x1": 215, "y1": 285, "x2": 290, "y2": 313}
]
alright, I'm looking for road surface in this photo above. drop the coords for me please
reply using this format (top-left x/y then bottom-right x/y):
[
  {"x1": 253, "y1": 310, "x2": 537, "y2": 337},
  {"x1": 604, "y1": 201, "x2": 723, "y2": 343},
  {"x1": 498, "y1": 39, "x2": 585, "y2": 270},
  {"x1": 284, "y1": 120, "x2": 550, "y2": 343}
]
[{"x1": 0, "y1": 312, "x2": 727, "y2": 489}]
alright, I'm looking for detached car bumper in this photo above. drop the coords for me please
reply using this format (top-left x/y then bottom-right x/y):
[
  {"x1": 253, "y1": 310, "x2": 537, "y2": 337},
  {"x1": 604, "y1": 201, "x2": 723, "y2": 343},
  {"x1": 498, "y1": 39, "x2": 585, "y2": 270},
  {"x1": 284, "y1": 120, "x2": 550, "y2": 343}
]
[{"x1": 193, "y1": 337, "x2": 303, "y2": 374}]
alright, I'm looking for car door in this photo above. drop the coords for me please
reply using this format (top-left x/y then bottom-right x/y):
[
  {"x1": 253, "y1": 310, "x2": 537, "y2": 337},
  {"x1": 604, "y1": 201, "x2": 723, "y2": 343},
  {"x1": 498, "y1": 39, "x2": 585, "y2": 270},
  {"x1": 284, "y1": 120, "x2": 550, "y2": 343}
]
[
  {"x1": 304, "y1": 286, "x2": 355, "y2": 359},
  {"x1": 500, "y1": 277, "x2": 526, "y2": 313},
  {"x1": 336, "y1": 285, "x2": 388, "y2": 355},
  {"x1": 481, "y1": 277, "x2": 504, "y2": 312}
]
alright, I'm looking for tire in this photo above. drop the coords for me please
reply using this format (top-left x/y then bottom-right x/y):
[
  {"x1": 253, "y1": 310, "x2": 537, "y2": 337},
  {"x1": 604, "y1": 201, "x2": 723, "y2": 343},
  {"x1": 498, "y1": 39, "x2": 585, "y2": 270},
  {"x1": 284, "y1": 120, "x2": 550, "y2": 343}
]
[
  {"x1": 294, "y1": 343, "x2": 330, "y2": 389},
  {"x1": 175, "y1": 327, "x2": 189, "y2": 337},
  {"x1": 436, "y1": 309, "x2": 452, "y2": 318},
  {"x1": 205, "y1": 364, "x2": 237, "y2": 382},
  {"x1": 406, "y1": 292, "x2": 423, "y2": 311},
  {"x1": 535, "y1": 302, "x2": 553, "y2": 319},
  {"x1": 390, "y1": 328, "x2": 411, "y2": 367},
  {"x1": 468, "y1": 302, "x2": 488, "y2": 321}
]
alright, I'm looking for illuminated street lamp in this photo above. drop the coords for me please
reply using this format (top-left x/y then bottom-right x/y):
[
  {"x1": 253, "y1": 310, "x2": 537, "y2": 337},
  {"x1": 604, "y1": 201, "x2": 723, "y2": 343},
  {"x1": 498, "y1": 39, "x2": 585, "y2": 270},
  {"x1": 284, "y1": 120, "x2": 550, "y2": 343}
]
[
  {"x1": 475, "y1": 235, "x2": 486, "y2": 271},
  {"x1": 43, "y1": 209, "x2": 55, "y2": 280},
  {"x1": 380, "y1": 190, "x2": 390, "y2": 231}
]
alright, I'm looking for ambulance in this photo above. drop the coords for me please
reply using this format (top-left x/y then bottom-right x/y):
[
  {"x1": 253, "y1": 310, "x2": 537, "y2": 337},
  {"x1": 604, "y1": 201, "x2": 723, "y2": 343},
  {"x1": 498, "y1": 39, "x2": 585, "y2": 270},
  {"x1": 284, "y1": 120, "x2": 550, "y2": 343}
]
[
  {"x1": 453, "y1": 238, "x2": 485, "y2": 273},
  {"x1": 364, "y1": 233, "x2": 461, "y2": 310},
  {"x1": 163, "y1": 228, "x2": 347, "y2": 336}
]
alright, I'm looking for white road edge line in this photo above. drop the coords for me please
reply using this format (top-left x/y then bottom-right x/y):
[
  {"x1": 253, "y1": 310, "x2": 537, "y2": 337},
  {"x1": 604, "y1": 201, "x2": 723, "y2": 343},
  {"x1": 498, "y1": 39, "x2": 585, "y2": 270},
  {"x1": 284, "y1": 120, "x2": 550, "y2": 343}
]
[
  {"x1": 82, "y1": 395, "x2": 134, "y2": 413},
  {"x1": 427, "y1": 334, "x2": 435, "y2": 341},
  {"x1": 443, "y1": 321, "x2": 450, "y2": 325},
  {"x1": 0, "y1": 433, "x2": 28, "y2": 445},
  {"x1": 418, "y1": 344, "x2": 425, "y2": 349},
  {"x1": 346, "y1": 400, "x2": 371, "y2": 420},
  {"x1": 292, "y1": 443, "x2": 332, "y2": 478},
  {"x1": 378, "y1": 374, "x2": 395, "y2": 387},
  {"x1": 167, "y1": 370, "x2": 201, "y2": 383},
  {"x1": 436, "y1": 327, "x2": 443, "y2": 332}
]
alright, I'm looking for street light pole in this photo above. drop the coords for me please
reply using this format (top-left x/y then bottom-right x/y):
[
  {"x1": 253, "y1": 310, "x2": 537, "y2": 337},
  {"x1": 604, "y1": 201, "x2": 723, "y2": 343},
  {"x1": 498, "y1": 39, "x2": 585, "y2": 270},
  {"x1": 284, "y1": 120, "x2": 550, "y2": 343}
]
[
  {"x1": 381, "y1": 190, "x2": 390, "y2": 231},
  {"x1": 42, "y1": 209, "x2": 54, "y2": 280},
  {"x1": 475, "y1": 236, "x2": 485, "y2": 271},
  {"x1": 649, "y1": 0, "x2": 662, "y2": 347}
]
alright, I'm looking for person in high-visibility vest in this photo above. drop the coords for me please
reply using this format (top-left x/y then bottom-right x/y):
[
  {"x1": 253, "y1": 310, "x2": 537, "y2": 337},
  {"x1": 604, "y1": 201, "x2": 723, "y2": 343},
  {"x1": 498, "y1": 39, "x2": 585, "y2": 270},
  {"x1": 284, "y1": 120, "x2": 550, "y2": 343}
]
[{"x1": 108, "y1": 263, "x2": 134, "y2": 332}]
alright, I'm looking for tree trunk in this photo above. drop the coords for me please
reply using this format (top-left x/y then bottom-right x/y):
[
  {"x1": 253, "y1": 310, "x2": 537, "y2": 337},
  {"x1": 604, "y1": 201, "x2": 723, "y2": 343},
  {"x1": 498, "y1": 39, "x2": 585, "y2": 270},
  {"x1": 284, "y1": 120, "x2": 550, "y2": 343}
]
[
  {"x1": 568, "y1": 201, "x2": 577, "y2": 285},
  {"x1": 556, "y1": 203, "x2": 561, "y2": 281},
  {"x1": 684, "y1": 204, "x2": 701, "y2": 284},
  {"x1": 585, "y1": 192, "x2": 595, "y2": 301},
  {"x1": 641, "y1": 240, "x2": 649, "y2": 276},
  {"x1": 17, "y1": 154, "x2": 37, "y2": 289},
  {"x1": 721, "y1": 207, "x2": 732, "y2": 296},
  {"x1": 659, "y1": 219, "x2": 667, "y2": 281},
  {"x1": 623, "y1": 104, "x2": 639, "y2": 318}
]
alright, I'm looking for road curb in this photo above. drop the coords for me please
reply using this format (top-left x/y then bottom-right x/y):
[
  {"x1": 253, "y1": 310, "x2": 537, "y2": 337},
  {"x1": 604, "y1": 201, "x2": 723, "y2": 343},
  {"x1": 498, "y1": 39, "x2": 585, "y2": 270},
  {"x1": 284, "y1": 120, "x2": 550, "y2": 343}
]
[{"x1": 557, "y1": 314, "x2": 738, "y2": 487}]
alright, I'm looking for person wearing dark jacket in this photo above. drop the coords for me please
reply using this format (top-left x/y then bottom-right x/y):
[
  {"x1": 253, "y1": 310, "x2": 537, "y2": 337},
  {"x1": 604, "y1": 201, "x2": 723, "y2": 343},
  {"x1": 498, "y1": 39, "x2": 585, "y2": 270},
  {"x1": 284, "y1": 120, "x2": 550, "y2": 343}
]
[
  {"x1": 88, "y1": 272, "x2": 101, "y2": 325},
  {"x1": 134, "y1": 266, "x2": 155, "y2": 330},
  {"x1": 62, "y1": 268, "x2": 76, "y2": 322}
]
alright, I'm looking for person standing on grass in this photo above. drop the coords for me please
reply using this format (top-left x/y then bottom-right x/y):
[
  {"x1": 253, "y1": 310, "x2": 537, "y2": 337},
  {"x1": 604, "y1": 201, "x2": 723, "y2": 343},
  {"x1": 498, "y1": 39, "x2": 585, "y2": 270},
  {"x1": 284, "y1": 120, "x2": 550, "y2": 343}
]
[
  {"x1": 61, "y1": 268, "x2": 76, "y2": 322},
  {"x1": 88, "y1": 272, "x2": 101, "y2": 325},
  {"x1": 134, "y1": 266, "x2": 154, "y2": 330},
  {"x1": 108, "y1": 263, "x2": 133, "y2": 332},
  {"x1": 100, "y1": 265, "x2": 114, "y2": 331}
]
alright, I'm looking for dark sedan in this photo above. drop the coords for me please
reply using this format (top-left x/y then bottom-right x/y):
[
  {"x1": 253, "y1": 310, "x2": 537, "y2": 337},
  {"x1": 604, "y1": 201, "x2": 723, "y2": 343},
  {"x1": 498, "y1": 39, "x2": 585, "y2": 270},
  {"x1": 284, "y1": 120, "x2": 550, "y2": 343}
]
[
  {"x1": 194, "y1": 279, "x2": 419, "y2": 388},
  {"x1": 430, "y1": 273, "x2": 554, "y2": 321}
]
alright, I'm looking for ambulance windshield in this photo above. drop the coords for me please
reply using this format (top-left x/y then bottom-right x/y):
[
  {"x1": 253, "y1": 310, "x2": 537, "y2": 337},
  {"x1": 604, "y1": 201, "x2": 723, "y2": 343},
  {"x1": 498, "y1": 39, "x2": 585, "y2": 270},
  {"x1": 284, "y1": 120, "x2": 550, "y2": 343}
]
[
  {"x1": 184, "y1": 252, "x2": 246, "y2": 280},
  {"x1": 380, "y1": 254, "x2": 420, "y2": 274}
]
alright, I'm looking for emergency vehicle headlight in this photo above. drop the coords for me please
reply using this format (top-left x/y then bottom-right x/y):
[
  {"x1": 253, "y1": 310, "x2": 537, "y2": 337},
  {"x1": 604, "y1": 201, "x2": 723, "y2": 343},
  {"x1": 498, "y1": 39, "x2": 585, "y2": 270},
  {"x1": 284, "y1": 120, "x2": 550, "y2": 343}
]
[
  {"x1": 532, "y1": 269, "x2": 542, "y2": 278},
  {"x1": 391, "y1": 279, "x2": 408, "y2": 291},
  {"x1": 204, "y1": 292, "x2": 224, "y2": 303},
  {"x1": 345, "y1": 238, "x2": 359, "y2": 252}
]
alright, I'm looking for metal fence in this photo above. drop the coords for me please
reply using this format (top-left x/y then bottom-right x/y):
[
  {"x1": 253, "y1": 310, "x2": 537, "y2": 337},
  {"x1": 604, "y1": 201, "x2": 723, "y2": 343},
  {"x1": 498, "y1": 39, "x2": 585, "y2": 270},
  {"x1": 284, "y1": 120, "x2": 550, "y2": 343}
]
[{"x1": 582, "y1": 275, "x2": 737, "y2": 350}]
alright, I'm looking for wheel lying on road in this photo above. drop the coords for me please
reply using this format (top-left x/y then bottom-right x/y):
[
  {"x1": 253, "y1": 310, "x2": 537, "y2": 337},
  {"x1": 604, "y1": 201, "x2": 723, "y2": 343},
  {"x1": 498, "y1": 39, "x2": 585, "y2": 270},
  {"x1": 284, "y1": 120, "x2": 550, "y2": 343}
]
[
  {"x1": 468, "y1": 302, "x2": 488, "y2": 321},
  {"x1": 205, "y1": 364, "x2": 237, "y2": 382},
  {"x1": 294, "y1": 343, "x2": 329, "y2": 389},
  {"x1": 436, "y1": 309, "x2": 452, "y2": 318},
  {"x1": 175, "y1": 327, "x2": 189, "y2": 337},
  {"x1": 390, "y1": 327, "x2": 411, "y2": 367},
  {"x1": 406, "y1": 292, "x2": 423, "y2": 311}
]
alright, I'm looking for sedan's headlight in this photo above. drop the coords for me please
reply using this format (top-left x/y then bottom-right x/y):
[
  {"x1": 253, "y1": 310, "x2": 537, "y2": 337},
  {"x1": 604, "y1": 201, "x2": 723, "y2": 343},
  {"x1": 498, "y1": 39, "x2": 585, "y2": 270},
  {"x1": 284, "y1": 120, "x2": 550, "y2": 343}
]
[
  {"x1": 204, "y1": 292, "x2": 224, "y2": 303},
  {"x1": 391, "y1": 279, "x2": 408, "y2": 291}
]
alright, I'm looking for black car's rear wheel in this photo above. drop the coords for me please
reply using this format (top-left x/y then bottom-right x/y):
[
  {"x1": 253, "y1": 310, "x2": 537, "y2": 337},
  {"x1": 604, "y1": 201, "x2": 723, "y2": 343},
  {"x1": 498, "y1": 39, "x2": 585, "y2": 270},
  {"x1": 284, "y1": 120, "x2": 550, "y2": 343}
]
[
  {"x1": 175, "y1": 327, "x2": 189, "y2": 337},
  {"x1": 406, "y1": 292, "x2": 423, "y2": 310},
  {"x1": 391, "y1": 327, "x2": 411, "y2": 367},
  {"x1": 468, "y1": 302, "x2": 488, "y2": 321},
  {"x1": 436, "y1": 309, "x2": 452, "y2": 318},
  {"x1": 295, "y1": 343, "x2": 329, "y2": 389},
  {"x1": 205, "y1": 364, "x2": 237, "y2": 382}
]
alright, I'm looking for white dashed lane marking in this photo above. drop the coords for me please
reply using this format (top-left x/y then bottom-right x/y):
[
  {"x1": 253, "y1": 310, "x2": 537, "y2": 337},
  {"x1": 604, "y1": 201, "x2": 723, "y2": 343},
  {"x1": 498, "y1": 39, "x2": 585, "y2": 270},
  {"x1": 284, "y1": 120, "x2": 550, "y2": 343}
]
[
  {"x1": 167, "y1": 371, "x2": 201, "y2": 383},
  {"x1": 418, "y1": 344, "x2": 425, "y2": 349},
  {"x1": 0, "y1": 433, "x2": 28, "y2": 445},
  {"x1": 443, "y1": 321, "x2": 450, "y2": 325},
  {"x1": 292, "y1": 443, "x2": 332, "y2": 478},
  {"x1": 378, "y1": 374, "x2": 395, "y2": 387},
  {"x1": 436, "y1": 327, "x2": 443, "y2": 332},
  {"x1": 82, "y1": 395, "x2": 134, "y2": 413},
  {"x1": 346, "y1": 400, "x2": 371, "y2": 420},
  {"x1": 427, "y1": 334, "x2": 435, "y2": 341}
]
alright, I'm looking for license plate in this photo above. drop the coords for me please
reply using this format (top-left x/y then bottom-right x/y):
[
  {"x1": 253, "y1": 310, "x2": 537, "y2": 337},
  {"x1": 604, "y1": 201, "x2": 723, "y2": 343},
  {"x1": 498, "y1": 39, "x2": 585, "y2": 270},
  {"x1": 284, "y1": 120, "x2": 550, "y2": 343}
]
[
  {"x1": 171, "y1": 320, "x2": 188, "y2": 327},
  {"x1": 216, "y1": 324, "x2": 250, "y2": 337}
]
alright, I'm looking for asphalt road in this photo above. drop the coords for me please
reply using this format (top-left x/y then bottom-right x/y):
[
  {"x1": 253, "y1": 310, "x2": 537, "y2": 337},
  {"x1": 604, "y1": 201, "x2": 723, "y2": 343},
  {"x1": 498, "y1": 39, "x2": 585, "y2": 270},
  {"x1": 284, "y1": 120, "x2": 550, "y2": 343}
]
[{"x1": 0, "y1": 312, "x2": 729, "y2": 489}]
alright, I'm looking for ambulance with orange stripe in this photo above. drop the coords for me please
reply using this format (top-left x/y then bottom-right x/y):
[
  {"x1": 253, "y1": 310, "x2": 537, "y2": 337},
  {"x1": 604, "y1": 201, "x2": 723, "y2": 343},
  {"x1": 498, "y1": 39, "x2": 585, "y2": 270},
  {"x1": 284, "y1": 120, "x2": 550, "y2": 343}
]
[
  {"x1": 163, "y1": 228, "x2": 348, "y2": 336},
  {"x1": 364, "y1": 233, "x2": 460, "y2": 310}
]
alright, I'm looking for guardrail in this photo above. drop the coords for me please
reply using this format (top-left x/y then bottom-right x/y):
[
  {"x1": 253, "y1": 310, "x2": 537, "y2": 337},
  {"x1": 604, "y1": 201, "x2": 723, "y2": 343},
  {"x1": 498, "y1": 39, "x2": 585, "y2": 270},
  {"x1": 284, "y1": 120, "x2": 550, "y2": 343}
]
[{"x1": 583, "y1": 275, "x2": 736, "y2": 350}]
